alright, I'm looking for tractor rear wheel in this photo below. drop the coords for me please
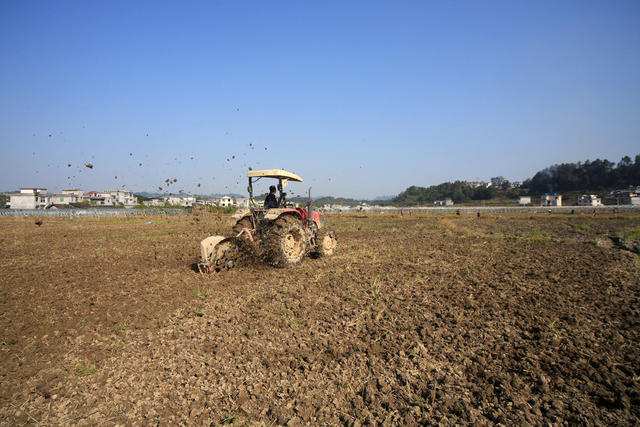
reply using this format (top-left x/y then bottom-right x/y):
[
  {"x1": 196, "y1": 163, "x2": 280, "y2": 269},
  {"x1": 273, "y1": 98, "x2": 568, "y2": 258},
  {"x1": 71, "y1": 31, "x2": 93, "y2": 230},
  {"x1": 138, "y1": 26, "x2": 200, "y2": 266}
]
[{"x1": 262, "y1": 216, "x2": 306, "y2": 267}]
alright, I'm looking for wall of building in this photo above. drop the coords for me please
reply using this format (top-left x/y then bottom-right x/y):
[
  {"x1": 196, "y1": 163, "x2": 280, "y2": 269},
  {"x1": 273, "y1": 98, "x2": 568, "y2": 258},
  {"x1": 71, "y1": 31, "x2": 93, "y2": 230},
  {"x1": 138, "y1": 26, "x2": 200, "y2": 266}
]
[{"x1": 10, "y1": 194, "x2": 37, "y2": 209}]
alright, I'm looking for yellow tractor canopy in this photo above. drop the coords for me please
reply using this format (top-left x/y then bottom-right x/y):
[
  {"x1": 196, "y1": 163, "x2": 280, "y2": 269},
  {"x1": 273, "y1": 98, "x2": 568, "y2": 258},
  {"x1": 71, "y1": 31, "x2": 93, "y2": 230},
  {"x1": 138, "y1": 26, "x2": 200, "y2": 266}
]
[{"x1": 247, "y1": 169, "x2": 303, "y2": 183}]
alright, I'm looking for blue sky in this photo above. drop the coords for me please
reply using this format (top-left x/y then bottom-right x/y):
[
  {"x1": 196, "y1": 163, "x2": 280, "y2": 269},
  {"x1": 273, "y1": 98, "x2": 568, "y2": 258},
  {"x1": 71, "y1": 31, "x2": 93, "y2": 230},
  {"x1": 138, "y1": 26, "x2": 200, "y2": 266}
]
[{"x1": 1, "y1": 0, "x2": 639, "y2": 199}]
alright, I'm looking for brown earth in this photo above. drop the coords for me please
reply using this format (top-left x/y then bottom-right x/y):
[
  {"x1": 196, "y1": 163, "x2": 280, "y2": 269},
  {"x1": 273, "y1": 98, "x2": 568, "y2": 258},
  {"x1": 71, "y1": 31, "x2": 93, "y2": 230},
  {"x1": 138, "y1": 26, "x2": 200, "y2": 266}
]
[{"x1": 0, "y1": 212, "x2": 639, "y2": 425}]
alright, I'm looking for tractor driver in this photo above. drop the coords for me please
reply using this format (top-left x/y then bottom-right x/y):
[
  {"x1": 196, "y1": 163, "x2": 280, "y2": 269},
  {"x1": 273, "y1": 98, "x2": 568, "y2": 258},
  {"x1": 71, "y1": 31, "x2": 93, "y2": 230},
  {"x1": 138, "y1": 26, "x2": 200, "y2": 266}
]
[{"x1": 264, "y1": 185, "x2": 278, "y2": 209}]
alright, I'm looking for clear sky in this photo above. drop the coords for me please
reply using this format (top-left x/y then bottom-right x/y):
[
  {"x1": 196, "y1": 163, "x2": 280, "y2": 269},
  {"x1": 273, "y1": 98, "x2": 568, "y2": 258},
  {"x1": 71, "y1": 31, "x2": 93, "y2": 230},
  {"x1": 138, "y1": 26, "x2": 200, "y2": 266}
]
[{"x1": 1, "y1": 0, "x2": 639, "y2": 199}]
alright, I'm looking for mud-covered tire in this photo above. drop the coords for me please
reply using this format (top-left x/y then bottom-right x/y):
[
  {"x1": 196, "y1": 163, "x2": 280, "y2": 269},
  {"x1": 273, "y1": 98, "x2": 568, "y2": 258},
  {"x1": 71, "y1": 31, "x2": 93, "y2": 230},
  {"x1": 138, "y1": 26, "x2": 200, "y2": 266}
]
[
  {"x1": 262, "y1": 217, "x2": 307, "y2": 267},
  {"x1": 313, "y1": 229, "x2": 337, "y2": 257},
  {"x1": 232, "y1": 216, "x2": 252, "y2": 235},
  {"x1": 210, "y1": 238, "x2": 241, "y2": 272}
]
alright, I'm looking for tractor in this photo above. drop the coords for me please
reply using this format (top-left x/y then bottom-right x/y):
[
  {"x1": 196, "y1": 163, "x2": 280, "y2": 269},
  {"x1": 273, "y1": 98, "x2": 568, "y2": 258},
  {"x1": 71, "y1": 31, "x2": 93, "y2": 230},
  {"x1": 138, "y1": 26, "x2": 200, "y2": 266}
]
[{"x1": 198, "y1": 169, "x2": 337, "y2": 273}]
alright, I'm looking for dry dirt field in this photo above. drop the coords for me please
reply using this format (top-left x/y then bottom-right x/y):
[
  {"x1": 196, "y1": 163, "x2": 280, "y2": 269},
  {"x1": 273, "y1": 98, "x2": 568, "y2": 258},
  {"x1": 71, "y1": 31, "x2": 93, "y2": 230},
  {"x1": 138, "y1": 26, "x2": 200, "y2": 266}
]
[{"x1": 1, "y1": 211, "x2": 639, "y2": 425}]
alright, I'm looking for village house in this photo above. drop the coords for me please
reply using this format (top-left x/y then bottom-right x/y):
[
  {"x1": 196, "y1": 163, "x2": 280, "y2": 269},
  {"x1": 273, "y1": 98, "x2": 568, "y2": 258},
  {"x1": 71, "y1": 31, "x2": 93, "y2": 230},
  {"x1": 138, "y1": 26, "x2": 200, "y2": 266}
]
[
  {"x1": 49, "y1": 191, "x2": 81, "y2": 206},
  {"x1": 86, "y1": 191, "x2": 113, "y2": 206},
  {"x1": 517, "y1": 196, "x2": 532, "y2": 205},
  {"x1": 86, "y1": 190, "x2": 137, "y2": 207},
  {"x1": 62, "y1": 189, "x2": 85, "y2": 199},
  {"x1": 603, "y1": 186, "x2": 640, "y2": 205},
  {"x1": 194, "y1": 199, "x2": 216, "y2": 207},
  {"x1": 9, "y1": 188, "x2": 50, "y2": 209},
  {"x1": 142, "y1": 198, "x2": 165, "y2": 207},
  {"x1": 216, "y1": 196, "x2": 235, "y2": 207},
  {"x1": 108, "y1": 189, "x2": 137, "y2": 206},
  {"x1": 466, "y1": 181, "x2": 490, "y2": 188},
  {"x1": 541, "y1": 193, "x2": 562, "y2": 207},
  {"x1": 578, "y1": 194, "x2": 602, "y2": 206},
  {"x1": 434, "y1": 198, "x2": 454, "y2": 206},
  {"x1": 165, "y1": 196, "x2": 196, "y2": 207}
]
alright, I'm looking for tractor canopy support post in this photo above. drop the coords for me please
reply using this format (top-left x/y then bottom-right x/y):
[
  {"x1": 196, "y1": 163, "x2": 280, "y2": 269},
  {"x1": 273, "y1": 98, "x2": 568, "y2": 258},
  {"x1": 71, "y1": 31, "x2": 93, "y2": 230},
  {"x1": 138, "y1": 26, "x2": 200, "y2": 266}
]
[{"x1": 307, "y1": 187, "x2": 313, "y2": 227}]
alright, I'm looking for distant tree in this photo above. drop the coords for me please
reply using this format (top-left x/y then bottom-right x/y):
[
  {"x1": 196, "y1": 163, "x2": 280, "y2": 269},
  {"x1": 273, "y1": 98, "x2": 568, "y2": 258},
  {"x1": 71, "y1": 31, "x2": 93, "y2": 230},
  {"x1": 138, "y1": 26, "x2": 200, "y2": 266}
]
[{"x1": 490, "y1": 176, "x2": 509, "y2": 190}]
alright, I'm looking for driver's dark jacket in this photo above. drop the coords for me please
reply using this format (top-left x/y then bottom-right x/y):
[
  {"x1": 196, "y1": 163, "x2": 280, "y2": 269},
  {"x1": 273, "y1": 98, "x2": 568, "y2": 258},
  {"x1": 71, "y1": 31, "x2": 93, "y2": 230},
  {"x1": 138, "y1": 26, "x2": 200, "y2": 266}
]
[{"x1": 264, "y1": 193, "x2": 278, "y2": 208}]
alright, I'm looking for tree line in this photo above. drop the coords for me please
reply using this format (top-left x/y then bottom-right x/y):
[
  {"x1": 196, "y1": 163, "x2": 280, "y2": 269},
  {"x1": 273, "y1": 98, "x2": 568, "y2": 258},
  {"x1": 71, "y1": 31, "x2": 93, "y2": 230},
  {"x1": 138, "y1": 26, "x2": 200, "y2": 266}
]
[
  {"x1": 391, "y1": 154, "x2": 640, "y2": 206},
  {"x1": 527, "y1": 155, "x2": 640, "y2": 194}
]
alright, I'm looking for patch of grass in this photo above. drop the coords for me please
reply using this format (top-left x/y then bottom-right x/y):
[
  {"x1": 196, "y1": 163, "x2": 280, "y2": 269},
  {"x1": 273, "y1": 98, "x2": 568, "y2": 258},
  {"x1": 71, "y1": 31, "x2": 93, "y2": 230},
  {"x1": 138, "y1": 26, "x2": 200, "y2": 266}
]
[
  {"x1": 74, "y1": 362, "x2": 98, "y2": 376},
  {"x1": 114, "y1": 321, "x2": 127, "y2": 332},
  {"x1": 369, "y1": 277, "x2": 382, "y2": 300},
  {"x1": 277, "y1": 304, "x2": 297, "y2": 329},
  {"x1": 220, "y1": 413, "x2": 237, "y2": 424},
  {"x1": 195, "y1": 286, "x2": 201, "y2": 298},
  {"x1": 568, "y1": 222, "x2": 591, "y2": 233},
  {"x1": 627, "y1": 227, "x2": 640, "y2": 241},
  {"x1": 194, "y1": 308, "x2": 204, "y2": 317},
  {"x1": 525, "y1": 229, "x2": 550, "y2": 243}
]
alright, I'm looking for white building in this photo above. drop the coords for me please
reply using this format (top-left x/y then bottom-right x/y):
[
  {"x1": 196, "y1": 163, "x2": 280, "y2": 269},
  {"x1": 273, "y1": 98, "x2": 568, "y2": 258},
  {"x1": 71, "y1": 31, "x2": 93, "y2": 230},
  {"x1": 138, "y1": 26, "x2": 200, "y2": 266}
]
[
  {"x1": 466, "y1": 181, "x2": 489, "y2": 188},
  {"x1": 518, "y1": 196, "x2": 532, "y2": 205},
  {"x1": 434, "y1": 198, "x2": 454, "y2": 206},
  {"x1": 235, "y1": 197, "x2": 250, "y2": 208},
  {"x1": 86, "y1": 191, "x2": 112, "y2": 206},
  {"x1": 49, "y1": 193, "x2": 79, "y2": 205},
  {"x1": 86, "y1": 190, "x2": 137, "y2": 207},
  {"x1": 217, "y1": 196, "x2": 235, "y2": 207},
  {"x1": 578, "y1": 194, "x2": 602, "y2": 206},
  {"x1": 107, "y1": 190, "x2": 137, "y2": 206},
  {"x1": 62, "y1": 189, "x2": 84, "y2": 199},
  {"x1": 165, "y1": 196, "x2": 195, "y2": 207},
  {"x1": 142, "y1": 198, "x2": 165, "y2": 207},
  {"x1": 9, "y1": 188, "x2": 50, "y2": 209}
]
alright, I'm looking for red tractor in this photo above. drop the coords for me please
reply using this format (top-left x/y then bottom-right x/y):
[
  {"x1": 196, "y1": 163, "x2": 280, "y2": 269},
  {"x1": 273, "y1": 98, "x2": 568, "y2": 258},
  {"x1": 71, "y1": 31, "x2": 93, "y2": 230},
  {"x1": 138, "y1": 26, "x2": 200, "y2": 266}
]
[{"x1": 198, "y1": 169, "x2": 337, "y2": 272}]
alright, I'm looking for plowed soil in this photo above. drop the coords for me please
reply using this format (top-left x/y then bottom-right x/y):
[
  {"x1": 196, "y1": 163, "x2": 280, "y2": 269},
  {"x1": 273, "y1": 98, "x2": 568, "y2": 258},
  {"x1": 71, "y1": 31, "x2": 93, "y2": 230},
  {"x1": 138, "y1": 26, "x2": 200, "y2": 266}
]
[{"x1": 1, "y1": 212, "x2": 639, "y2": 425}]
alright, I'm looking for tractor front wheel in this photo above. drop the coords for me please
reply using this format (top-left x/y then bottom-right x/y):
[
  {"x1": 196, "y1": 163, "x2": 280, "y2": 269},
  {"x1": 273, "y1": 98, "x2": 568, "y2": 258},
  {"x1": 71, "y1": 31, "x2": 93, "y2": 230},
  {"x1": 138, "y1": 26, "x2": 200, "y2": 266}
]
[{"x1": 313, "y1": 229, "x2": 337, "y2": 257}]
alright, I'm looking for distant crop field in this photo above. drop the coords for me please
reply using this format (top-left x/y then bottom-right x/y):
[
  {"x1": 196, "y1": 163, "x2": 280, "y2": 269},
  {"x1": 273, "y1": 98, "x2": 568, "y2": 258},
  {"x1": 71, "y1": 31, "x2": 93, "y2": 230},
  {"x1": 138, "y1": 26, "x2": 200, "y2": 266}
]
[{"x1": 0, "y1": 212, "x2": 639, "y2": 424}]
